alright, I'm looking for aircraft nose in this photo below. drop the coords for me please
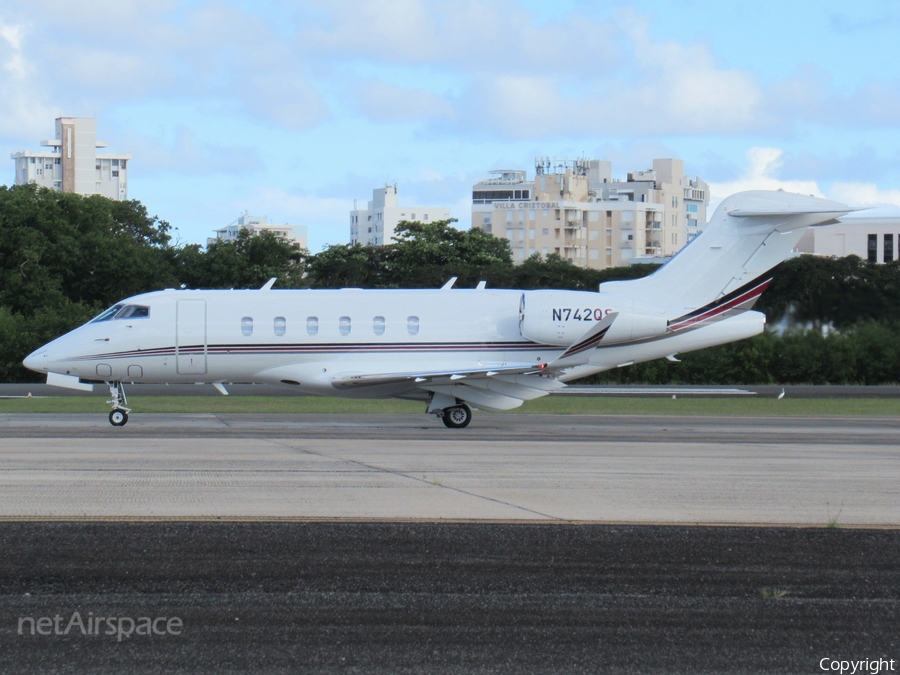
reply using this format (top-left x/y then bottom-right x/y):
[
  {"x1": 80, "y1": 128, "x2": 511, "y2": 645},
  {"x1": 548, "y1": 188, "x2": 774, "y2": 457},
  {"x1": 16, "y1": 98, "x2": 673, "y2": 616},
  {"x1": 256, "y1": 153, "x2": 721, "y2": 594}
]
[{"x1": 23, "y1": 348, "x2": 48, "y2": 373}]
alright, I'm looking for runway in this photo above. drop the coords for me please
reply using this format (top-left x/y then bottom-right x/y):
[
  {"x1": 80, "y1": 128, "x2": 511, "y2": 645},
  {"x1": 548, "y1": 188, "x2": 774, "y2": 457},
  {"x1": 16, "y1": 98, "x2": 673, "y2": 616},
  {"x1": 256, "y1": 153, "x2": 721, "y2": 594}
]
[
  {"x1": 0, "y1": 413, "x2": 897, "y2": 525},
  {"x1": 1, "y1": 413, "x2": 898, "y2": 672}
]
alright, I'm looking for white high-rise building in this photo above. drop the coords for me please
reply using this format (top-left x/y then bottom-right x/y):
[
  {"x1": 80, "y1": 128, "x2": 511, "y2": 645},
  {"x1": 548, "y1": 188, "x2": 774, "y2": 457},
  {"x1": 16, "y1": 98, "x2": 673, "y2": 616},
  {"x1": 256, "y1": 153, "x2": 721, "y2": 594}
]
[
  {"x1": 350, "y1": 184, "x2": 452, "y2": 246},
  {"x1": 11, "y1": 117, "x2": 132, "y2": 200},
  {"x1": 209, "y1": 213, "x2": 308, "y2": 249},
  {"x1": 472, "y1": 157, "x2": 709, "y2": 268}
]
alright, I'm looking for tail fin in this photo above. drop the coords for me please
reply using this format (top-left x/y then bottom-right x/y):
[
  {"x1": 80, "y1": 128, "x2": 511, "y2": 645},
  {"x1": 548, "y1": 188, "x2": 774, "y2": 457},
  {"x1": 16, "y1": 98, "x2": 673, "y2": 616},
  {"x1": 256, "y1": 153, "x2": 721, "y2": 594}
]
[{"x1": 599, "y1": 190, "x2": 857, "y2": 316}]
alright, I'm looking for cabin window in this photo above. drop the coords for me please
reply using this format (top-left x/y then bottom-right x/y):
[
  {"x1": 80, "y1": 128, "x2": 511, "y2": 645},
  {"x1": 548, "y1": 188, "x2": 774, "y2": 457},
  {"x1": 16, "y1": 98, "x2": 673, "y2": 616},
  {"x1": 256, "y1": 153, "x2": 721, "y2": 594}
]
[
  {"x1": 274, "y1": 316, "x2": 286, "y2": 336},
  {"x1": 306, "y1": 316, "x2": 318, "y2": 336},
  {"x1": 241, "y1": 317, "x2": 253, "y2": 336},
  {"x1": 373, "y1": 316, "x2": 385, "y2": 336},
  {"x1": 339, "y1": 316, "x2": 351, "y2": 336},
  {"x1": 407, "y1": 316, "x2": 419, "y2": 336}
]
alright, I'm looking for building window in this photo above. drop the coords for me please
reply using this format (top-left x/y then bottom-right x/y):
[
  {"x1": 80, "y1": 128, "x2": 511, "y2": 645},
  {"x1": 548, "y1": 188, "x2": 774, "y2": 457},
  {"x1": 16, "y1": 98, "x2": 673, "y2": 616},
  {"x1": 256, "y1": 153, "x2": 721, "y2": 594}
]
[
  {"x1": 868, "y1": 234, "x2": 878, "y2": 263},
  {"x1": 407, "y1": 316, "x2": 419, "y2": 336},
  {"x1": 542, "y1": 228, "x2": 549, "y2": 236},
  {"x1": 274, "y1": 316, "x2": 286, "y2": 336},
  {"x1": 241, "y1": 317, "x2": 253, "y2": 336},
  {"x1": 529, "y1": 210, "x2": 535, "y2": 221},
  {"x1": 885, "y1": 234, "x2": 894, "y2": 263},
  {"x1": 121, "y1": 160, "x2": 127, "y2": 169},
  {"x1": 373, "y1": 316, "x2": 385, "y2": 336},
  {"x1": 529, "y1": 228, "x2": 535, "y2": 239},
  {"x1": 112, "y1": 170, "x2": 119, "y2": 177},
  {"x1": 686, "y1": 204, "x2": 698, "y2": 213},
  {"x1": 307, "y1": 316, "x2": 318, "y2": 336}
]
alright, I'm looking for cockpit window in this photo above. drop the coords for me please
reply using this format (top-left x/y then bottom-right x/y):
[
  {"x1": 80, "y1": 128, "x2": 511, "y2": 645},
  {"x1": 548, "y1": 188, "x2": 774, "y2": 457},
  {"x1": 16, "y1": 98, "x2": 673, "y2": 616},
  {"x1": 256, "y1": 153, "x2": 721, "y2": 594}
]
[
  {"x1": 114, "y1": 305, "x2": 150, "y2": 319},
  {"x1": 90, "y1": 304, "x2": 124, "y2": 323},
  {"x1": 89, "y1": 304, "x2": 150, "y2": 323}
]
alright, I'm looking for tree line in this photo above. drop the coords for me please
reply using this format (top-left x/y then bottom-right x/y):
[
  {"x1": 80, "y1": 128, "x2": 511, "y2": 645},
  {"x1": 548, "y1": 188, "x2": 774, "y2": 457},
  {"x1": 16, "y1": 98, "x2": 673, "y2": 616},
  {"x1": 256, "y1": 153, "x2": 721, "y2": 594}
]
[{"x1": 1, "y1": 184, "x2": 898, "y2": 384}]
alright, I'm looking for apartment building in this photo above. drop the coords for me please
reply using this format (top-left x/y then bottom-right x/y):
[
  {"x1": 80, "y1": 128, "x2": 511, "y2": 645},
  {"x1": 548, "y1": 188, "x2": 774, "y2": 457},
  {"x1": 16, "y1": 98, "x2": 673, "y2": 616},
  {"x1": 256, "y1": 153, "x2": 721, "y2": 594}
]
[
  {"x1": 210, "y1": 213, "x2": 308, "y2": 249},
  {"x1": 11, "y1": 117, "x2": 131, "y2": 200},
  {"x1": 472, "y1": 158, "x2": 708, "y2": 268},
  {"x1": 350, "y1": 184, "x2": 452, "y2": 245}
]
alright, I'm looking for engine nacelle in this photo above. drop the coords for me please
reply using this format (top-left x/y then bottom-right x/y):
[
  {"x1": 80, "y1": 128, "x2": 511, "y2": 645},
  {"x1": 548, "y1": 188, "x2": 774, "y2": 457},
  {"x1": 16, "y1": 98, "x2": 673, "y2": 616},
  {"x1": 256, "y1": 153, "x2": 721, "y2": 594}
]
[{"x1": 519, "y1": 291, "x2": 668, "y2": 346}]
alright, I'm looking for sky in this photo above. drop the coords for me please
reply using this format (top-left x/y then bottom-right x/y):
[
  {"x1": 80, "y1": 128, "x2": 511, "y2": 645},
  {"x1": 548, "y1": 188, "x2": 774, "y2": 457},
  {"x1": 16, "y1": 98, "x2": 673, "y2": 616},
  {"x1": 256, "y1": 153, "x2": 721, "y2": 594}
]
[{"x1": 1, "y1": 0, "x2": 900, "y2": 251}]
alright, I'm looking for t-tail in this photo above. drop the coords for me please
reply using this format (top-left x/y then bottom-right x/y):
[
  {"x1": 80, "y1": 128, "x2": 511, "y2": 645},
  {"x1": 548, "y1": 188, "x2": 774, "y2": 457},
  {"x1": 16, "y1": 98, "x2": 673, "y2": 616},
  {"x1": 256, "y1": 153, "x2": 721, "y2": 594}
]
[{"x1": 599, "y1": 190, "x2": 858, "y2": 322}]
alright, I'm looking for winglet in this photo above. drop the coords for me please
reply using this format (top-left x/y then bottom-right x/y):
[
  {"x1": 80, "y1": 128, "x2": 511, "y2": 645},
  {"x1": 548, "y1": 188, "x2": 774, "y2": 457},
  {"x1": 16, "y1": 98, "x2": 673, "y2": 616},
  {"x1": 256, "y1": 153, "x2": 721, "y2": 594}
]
[
  {"x1": 553, "y1": 312, "x2": 618, "y2": 362},
  {"x1": 261, "y1": 278, "x2": 277, "y2": 290},
  {"x1": 441, "y1": 277, "x2": 458, "y2": 290}
]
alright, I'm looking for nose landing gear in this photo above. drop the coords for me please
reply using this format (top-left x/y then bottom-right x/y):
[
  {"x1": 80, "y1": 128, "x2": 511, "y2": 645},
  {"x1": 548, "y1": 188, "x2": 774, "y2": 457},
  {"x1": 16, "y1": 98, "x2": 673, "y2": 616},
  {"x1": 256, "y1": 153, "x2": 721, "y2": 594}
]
[{"x1": 106, "y1": 381, "x2": 131, "y2": 427}]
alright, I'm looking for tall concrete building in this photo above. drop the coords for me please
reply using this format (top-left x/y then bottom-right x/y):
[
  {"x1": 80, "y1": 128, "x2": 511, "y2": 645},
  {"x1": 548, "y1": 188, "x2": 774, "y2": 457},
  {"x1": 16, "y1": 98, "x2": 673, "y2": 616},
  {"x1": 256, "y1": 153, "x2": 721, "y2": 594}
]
[
  {"x1": 472, "y1": 157, "x2": 708, "y2": 268},
  {"x1": 209, "y1": 213, "x2": 308, "y2": 249},
  {"x1": 350, "y1": 184, "x2": 452, "y2": 246},
  {"x1": 11, "y1": 117, "x2": 131, "y2": 200}
]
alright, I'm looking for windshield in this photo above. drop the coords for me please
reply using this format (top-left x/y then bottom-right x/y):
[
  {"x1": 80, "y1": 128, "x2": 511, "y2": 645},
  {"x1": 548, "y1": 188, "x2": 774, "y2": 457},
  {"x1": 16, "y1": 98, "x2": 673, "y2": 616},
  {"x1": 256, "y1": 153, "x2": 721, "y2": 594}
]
[{"x1": 89, "y1": 304, "x2": 150, "y2": 323}]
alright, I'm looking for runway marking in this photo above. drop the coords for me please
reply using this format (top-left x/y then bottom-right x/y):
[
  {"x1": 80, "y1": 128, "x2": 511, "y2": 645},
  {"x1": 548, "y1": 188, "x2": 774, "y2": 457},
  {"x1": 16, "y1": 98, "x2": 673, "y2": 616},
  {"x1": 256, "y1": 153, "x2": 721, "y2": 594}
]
[{"x1": 271, "y1": 439, "x2": 562, "y2": 521}]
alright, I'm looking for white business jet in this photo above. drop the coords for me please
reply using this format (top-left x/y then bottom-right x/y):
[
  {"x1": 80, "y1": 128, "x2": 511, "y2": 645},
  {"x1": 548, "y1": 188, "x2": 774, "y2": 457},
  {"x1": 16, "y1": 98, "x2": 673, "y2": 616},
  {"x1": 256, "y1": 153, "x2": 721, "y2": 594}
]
[{"x1": 24, "y1": 190, "x2": 853, "y2": 428}]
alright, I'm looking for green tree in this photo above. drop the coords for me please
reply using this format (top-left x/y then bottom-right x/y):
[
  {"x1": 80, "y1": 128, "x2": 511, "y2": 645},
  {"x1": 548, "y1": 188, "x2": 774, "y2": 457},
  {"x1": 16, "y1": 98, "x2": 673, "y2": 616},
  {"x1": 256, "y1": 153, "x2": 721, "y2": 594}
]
[
  {"x1": 384, "y1": 219, "x2": 513, "y2": 288},
  {"x1": 175, "y1": 229, "x2": 307, "y2": 289}
]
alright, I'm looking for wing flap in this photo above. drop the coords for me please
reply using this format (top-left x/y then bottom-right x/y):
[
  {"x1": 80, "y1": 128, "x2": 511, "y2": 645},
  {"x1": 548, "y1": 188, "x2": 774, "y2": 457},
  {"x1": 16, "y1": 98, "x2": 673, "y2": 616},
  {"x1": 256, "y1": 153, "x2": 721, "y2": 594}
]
[{"x1": 331, "y1": 363, "x2": 548, "y2": 390}]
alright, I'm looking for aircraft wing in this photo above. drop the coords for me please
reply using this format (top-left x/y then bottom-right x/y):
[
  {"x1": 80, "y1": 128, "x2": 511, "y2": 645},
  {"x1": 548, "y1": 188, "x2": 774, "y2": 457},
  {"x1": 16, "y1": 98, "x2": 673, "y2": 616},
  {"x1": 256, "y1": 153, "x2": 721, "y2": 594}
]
[
  {"x1": 332, "y1": 362, "x2": 549, "y2": 389},
  {"x1": 331, "y1": 363, "x2": 564, "y2": 412}
]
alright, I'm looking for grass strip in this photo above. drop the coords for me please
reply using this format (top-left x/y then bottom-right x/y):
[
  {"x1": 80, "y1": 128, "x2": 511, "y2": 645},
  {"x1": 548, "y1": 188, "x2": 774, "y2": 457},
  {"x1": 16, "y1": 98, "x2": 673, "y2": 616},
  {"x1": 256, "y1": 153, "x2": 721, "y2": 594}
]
[{"x1": 0, "y1": 396, "x2": 898, "y2": 416}]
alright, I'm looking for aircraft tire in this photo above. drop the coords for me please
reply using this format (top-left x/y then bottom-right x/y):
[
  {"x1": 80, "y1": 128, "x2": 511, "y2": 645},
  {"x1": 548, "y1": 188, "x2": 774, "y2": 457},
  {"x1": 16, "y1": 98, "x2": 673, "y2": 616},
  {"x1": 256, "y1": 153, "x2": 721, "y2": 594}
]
[
  {"x1": 109, "y1": 409, "x2": 128, "y2": 427},
  {"x1": 442, "y1": 404, "x2": 472, "y2": 429}
]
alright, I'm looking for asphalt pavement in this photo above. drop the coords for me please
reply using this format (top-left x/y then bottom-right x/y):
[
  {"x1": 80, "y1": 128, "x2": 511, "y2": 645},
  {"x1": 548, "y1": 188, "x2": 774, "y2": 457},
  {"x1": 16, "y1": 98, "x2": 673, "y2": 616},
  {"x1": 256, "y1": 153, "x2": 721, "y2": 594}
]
[{"x1": 0, "y1": 522, "x2": 897, "y2": 674}]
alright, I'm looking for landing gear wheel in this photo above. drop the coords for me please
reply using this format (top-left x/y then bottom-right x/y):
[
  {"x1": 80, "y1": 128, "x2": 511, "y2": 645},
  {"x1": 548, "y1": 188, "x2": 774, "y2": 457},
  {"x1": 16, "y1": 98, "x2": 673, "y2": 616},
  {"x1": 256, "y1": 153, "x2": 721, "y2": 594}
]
[
  {"x1": 109, "y1": 409, "x2": 128, "y2": 427},
  {"x1": 442, "y1": 404, "x2": 472, "y2": 429}
]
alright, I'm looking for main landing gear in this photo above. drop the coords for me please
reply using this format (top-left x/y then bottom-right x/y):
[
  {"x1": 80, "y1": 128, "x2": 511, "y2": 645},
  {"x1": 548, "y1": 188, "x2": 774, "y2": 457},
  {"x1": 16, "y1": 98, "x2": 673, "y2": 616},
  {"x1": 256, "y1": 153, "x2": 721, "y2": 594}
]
[
  {"x1": 106, "y1": 381, "x2": 131, "y2": 427},
  {"x1": 441, "y1": 404, "x2": 472, "y2": 429}
]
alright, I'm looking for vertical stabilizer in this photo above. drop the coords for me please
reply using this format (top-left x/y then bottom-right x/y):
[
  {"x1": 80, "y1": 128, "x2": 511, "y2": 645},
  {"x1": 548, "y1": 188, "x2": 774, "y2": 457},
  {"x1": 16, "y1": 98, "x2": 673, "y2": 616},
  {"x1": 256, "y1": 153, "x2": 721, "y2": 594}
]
[{"x1": 598, "y1": 190, "x2": 856, "y2": 317}]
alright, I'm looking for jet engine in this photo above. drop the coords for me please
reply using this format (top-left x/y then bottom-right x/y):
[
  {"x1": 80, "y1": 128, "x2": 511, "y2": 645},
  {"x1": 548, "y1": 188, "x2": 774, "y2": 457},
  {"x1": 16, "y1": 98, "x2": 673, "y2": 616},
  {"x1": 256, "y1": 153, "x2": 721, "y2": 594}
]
[{"x1": 519, "y1": 291, "x2": 668, "y2": 346}]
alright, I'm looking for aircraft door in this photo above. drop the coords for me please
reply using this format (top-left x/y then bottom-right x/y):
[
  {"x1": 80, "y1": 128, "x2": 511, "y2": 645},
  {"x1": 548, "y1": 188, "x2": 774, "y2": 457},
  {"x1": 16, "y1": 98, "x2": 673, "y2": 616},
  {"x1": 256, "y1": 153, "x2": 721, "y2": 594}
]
[{"x1": 176, "y1": 299, "x2": 207, "y2": 375}]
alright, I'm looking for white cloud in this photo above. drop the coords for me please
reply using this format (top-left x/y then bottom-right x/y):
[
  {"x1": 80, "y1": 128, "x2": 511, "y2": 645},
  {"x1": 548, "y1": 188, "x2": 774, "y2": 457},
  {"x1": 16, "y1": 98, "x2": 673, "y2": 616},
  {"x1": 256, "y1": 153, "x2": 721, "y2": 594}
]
[
  {"x1": 828, "y1": 182, "x2": 900, "y2": 210},
  {"x1": 122, "y1": 127, "x2": 265, "y2": 176},
  {"x1": 356, "y1": 80, "x2": 454, "y2": 123},
  {"x1": 708, "y1": 147, "x2": 824, "y2": 204},
  {"x1": 242, "y1": 186, "x2": 353, "y2": 251}
]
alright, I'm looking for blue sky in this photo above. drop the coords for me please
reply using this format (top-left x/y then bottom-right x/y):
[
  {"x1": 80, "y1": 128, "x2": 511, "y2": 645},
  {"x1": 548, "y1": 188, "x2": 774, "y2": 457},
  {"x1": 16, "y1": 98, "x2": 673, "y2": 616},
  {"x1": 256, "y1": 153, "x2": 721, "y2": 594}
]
[{"x1": 1, "y1": 0, "x2": 899, "y2": 251}]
